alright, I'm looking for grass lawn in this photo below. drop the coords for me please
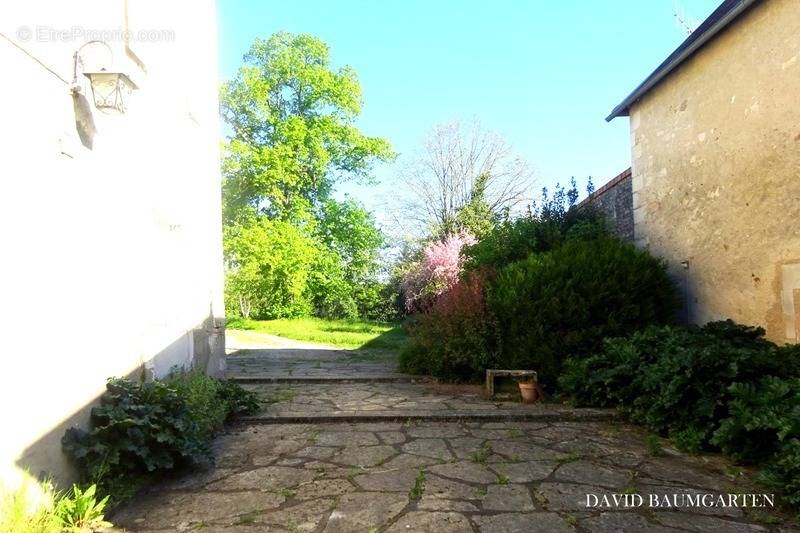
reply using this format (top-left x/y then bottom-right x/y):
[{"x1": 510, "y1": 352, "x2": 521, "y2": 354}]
[{"x1": 227, "y1": 316, "x2": 407, "y2": 353}]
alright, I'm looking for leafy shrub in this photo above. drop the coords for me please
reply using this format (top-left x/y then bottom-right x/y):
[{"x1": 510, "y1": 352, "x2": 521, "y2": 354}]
[
  {"x1": 399, "y1": 270, "x2": 497, "y2": 381},
  {"x1": 560, "y1": 321, "x2": 800, "y2": 506},
  {"x1": 1, "y1": 477, "x2": 62, "y2": 533},
  {"x1": 561, "y1": 321, "x2": 799, "y2": 449},
  {"x1": 224, "y1": 218, "x2": 318, "y2": 319},
  {"x1": 63, "y1": 379, "x2": 213, "y2": 488},
  {"x1": 712, "y1": 376, "x2": 800, "y2": 463},
  {"x1": 488, "y1": 236, "x2": 678, "y2": 386},
  {"x1": 760, "y1": 439, "x2": 800, "y2": 507},
  {"x1": 62, "y1": 375, "x2": 259, "y2": 500}
]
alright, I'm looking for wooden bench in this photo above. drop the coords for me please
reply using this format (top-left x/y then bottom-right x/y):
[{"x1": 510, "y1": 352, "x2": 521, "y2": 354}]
[{"x1": 485, "y1": 369, "x2": 538, "y2": 398}]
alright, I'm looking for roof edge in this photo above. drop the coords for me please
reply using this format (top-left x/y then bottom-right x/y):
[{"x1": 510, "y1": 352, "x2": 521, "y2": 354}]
[{"x1": 606, "y1": 0, "x2": 759, "y2": 122}]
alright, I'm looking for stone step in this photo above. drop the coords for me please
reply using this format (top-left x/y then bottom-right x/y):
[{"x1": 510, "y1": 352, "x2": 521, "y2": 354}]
[
  {"x1": 226, "y1": 375, "x2": 428, "y2": 384},
  {"x1": 234, "y1": 408, "x2": 618, "y2": 425}
]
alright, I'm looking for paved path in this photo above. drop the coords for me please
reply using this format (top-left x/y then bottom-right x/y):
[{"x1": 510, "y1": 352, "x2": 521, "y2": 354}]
[
  {"x1": 111, "y1": 333, "x2": 793, "y2": 532},
  {"x1": 226, "y1": 330, "x2": 403, "y2": 381}
]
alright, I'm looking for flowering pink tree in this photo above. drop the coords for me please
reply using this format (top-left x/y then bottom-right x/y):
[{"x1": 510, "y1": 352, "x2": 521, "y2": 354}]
[{"x1": 401, "y1": 232, "x2": 477, "y2": 312}]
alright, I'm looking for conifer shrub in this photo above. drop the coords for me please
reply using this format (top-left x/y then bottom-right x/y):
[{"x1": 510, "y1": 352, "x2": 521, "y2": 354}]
[{"x1": 488, "y1": 236, "x2": 678, "y2": 386}]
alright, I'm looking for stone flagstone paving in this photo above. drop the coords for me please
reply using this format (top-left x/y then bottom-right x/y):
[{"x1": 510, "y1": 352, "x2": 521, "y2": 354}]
[
  {"x1": 110, "y1": 334, "x2": 797, "y2": 532},
  {"x1": 112, "y1": 421, "x2": 792, "y2": 532}
]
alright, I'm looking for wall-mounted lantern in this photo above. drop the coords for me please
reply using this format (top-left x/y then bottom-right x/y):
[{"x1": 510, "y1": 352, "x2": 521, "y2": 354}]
[
  {"x1": 82, "y1": 70, "x2": 138, "y2": 113},
  {"x1": 71, "y1": 41, "x2": 137, "y2": 114}
]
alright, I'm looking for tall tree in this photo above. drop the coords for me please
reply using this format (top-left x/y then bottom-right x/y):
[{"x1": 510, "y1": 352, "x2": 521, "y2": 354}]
[
  {"x1": 220, "y1": 32, "x2": 394, "y2": 223},
  {"x1": 396, "y1": 119, "x2": 533, "y2": 237}
]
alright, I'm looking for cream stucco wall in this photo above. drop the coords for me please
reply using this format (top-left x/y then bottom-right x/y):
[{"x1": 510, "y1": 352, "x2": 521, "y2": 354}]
[
  {"x1": 0, "y1": 0, "x2": 224, "y2": 486},
  {"x1": 629, "y1": 0, "x2": 800, "y2": 342}
]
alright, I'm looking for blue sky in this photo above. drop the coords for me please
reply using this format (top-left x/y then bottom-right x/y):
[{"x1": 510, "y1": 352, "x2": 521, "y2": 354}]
[{"x1": 217, "y1": 0, "x2": 720, "y2": 222}]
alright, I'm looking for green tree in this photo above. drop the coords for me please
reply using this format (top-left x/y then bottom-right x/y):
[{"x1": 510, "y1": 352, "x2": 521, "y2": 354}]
[
  {"x1": 220, "y1": 32, "x2": 395, "y2": 320},
  {"x1": 223, "y1": 219, "x2": 320, "y2": 319},
  {"x1": 452, "y1": 173, "x2": 498, "y2": 239},
  {"x1": 318, "y1": 198, "x2": 384, "y2": 285},
  {"x1": 220, "y1": 32, "x2": 394, "y2": 224}
]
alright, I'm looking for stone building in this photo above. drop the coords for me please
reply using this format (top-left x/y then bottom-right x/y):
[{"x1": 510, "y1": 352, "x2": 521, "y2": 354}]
[
  {"x1": 0, "y1": 0, "x2": 225, "y2": 486},
  {"x1": 606, "y1": 0, "x2": 800, "y2": 341}
]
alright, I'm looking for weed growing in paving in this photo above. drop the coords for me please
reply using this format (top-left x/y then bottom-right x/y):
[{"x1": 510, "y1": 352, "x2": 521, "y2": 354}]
[
  {"x1": 409, "y1": 470, "x2": 426, "y2": 500},
  {"x1": 645, "y1": 434, "x2": 665, "y2": 456},
  {"x1": 266, "y1": 389, "x2": 298, "y2": 404},
  {"x1": 624, "y1": 472, "x2": 639, "y2": 495},
  {"x1": 507, "y1": 428, "x2": 524, "y2": 439},
  {"x1": 235, "y1": 512, "x2": 258, "y2": 525},
  {"x1": 470, "y1": 443, "x2": 493, "y2": 464},
  {"x1": 276, "y1": 488, "x2": 296, "y2": 498},
  {"x1": 554, "y1": 452, "x2": 580, "y2": 464}
]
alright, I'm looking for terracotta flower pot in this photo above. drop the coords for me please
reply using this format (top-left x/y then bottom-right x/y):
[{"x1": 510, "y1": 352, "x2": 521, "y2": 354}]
[{"x1": 518, "y1": 382, "x2": 538, "y2": 403}]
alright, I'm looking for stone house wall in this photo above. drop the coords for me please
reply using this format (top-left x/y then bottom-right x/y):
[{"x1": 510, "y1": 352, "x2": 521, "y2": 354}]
[{"x1": 627, "y1": 0, "x2": 800, "y2": 341}]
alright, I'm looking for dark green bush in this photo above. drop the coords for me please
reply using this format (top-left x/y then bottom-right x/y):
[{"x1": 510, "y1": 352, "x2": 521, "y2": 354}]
[
  {"x1": 712, "y1": 376, "x2": 800, "y2": 463},
  {"x1": 62, "y1": 375, "x2": 259, "y2": 499},
  {"x1": 217, "y1": 377, "x2": 262, "y2": 417},
  {"x1": 488, "y1": 236, "x2": 678, "y2": 386},
  {"x1": 760, "y1": 439, "x2": 800, "y2": 507},
  {"x1": 560, "y1": 322, "x2": 800, "y2": 507},
  {"x1": 561, "y1": 321, "x2": 800, "y2": 449}
]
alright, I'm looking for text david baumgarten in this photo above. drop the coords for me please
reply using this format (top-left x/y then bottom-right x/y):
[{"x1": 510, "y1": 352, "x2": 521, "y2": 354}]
[{"x1": 586, "y1": 493, "x2": 775, "y2": 509}]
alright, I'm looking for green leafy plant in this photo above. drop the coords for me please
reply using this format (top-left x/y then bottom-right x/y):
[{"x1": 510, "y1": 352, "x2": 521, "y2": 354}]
[
  {"x1": 62, "y1": 376, "x2": 259, "y2": 501},
  {"x1": 166, "y1": 372, "x2": 228, "y2": 437},
  {"x1": 216, "y1": 379, "x2": 261, "y2": 417},
  {"x1": 54, "y1": 484, "x2": 111, "y2": 532},
  {"x1": 759, "y1": 439, "x2": 800, "y2": 507},
  {"x1": 561, "y1": 321, "x2": 799, "y2": 451},
  {"x1": 0, "y1": 477, "x2": 112, "y2": 533},
  {"x1": 712, "y1": 376, "x2": 800, "y2": 462},
  {"x1": 63, "y1": 378, "x2": 212, "y2": 484},
  {"x1": 645, "y1": 434, "x2": 665, "y2": 457}
]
